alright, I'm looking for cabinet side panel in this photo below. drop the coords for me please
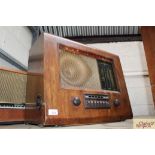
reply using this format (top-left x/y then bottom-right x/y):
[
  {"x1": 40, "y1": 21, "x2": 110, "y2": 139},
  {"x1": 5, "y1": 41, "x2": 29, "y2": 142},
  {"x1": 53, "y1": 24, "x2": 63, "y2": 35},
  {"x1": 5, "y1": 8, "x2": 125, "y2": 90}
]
[
  {"x1": 26, "y1": 34, "x2": 45, "y2": 124},
  {"x1": 141, "y1": 27, "x2": 155, "y2": 106}
]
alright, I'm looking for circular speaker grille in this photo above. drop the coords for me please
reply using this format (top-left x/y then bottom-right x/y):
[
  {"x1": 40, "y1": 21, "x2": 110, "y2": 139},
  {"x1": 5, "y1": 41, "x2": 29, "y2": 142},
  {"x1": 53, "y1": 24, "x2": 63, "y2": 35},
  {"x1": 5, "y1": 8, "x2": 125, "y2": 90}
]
[{"x1": 60, "y1": 52, "x2": 92, "y2": 86}]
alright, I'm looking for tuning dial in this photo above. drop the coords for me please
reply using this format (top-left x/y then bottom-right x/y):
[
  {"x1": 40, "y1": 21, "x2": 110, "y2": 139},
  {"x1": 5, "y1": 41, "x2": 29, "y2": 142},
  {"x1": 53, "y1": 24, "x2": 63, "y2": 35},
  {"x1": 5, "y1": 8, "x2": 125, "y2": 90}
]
[
  {"x1": 72, "y1": 97, "x2": 81, "y2": 106},
  {"x1": 113, "y1": 99, "x2": 120, "y2": 107}
]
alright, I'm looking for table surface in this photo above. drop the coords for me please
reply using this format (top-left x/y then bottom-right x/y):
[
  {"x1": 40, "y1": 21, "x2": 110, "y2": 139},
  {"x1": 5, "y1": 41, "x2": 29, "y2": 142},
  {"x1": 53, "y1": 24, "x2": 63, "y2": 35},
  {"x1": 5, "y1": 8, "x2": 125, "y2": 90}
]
[{"x1": 0, "y1": 116, "x2": 154, "y2": 129}]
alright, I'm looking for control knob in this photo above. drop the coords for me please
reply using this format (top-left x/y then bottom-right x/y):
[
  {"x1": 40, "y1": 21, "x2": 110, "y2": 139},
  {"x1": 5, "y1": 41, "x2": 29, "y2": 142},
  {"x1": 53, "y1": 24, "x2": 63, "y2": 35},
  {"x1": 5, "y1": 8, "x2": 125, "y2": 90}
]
[
  {"x1": 72, "y1": 97, "x2": 81, "y2": 106},
  {"x1": 113, "y1": 99, "x2": 120, "y2": 107}
]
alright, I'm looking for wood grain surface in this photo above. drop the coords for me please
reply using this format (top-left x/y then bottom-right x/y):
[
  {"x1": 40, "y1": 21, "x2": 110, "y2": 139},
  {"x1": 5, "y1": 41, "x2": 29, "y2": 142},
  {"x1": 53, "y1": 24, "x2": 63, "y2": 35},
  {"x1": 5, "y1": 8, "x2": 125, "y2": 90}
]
[
  {"x1": 26, "y1": 33, "x2": 133, "y2": 126},
  {"x1": 141, "y1": 26, "x2": 155, "y2": 107}
]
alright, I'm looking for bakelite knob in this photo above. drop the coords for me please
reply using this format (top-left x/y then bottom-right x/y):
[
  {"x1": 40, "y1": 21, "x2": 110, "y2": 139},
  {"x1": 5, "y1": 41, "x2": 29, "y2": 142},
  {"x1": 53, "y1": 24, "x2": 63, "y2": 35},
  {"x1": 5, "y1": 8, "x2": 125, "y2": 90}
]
[
  {"x1": 113, "y1": 99, "x2": 120, "y2": 107},
  {"x1": 36, "y1": 95, "x2": 42, "y2": 108},
  {"x1": 72, "y1": 97, "x2": 81, "y2": 106}
]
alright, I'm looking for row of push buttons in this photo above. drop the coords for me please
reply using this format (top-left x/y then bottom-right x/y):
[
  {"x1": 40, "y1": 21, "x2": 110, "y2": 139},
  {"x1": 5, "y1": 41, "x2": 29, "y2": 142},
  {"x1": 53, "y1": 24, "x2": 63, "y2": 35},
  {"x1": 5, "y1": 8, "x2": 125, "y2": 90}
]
[
  {"x1": 85, "y1": 95, "x2": 109, "y2": 100},
  {"x1": 0, "y1": 103, "x2": 25, "y2": 109},
  {"x1": 87, "y1": 100, "x2": 107, "y2": 104},
  {"x1": 85, "y1": 100, "x2": 111, "y2": 109}
]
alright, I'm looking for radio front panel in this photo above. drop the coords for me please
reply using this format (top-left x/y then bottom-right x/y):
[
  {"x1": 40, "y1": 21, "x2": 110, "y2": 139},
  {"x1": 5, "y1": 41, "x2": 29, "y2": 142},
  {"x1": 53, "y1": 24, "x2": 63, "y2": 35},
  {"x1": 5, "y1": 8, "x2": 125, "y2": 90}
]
[{"x1": 26, "y1": 33, "x2": 133, "y2": 126}]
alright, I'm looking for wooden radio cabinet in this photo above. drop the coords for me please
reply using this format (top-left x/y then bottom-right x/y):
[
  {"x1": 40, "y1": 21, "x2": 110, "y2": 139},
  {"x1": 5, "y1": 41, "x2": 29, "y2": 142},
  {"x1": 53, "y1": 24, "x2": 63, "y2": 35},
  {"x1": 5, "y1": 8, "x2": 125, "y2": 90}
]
[
  {"x1": 141, "y1": 26, "x2": 155, "y2": 107},
  {"x1": 25, "y1": 33, "x2": 133, "y2": 126},
  {"x1": 0, "y1": 68, "x2": 26, "y2": 123}
]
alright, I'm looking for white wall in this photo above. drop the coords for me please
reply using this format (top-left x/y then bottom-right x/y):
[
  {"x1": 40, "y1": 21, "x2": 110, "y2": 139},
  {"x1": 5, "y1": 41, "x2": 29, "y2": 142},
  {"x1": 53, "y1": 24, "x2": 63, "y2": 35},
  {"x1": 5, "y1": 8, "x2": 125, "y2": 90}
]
[
  {"x1": 88, "y1": 41, "x2": 155, "y2": 116},
  {"x1": 0, "y1": 26, "x2": 32, "y2": 68}
]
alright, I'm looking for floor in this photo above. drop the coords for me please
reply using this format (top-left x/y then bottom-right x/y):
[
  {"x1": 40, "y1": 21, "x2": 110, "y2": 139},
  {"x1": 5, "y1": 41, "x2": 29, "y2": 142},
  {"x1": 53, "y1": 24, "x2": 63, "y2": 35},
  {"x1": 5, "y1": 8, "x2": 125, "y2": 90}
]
[
  {"x1": 0, "y1": 116, "x2": 154, "y2": 129},
  {"x1": 0, "y1": 119, "x2": 132, "y2": 129}
]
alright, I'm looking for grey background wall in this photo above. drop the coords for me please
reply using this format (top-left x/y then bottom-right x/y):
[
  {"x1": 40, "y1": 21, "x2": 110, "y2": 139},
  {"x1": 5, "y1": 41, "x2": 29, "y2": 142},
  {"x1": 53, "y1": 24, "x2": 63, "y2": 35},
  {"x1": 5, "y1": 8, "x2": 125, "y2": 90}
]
[
  {"x1": 0, "y1": 26, "x2": 32, "y2": 69},
  {"x1": 88, "y1": 42, "x2": 155, "y2": 116},
  {"x1": 0, "y1": 26, "x2": 154, "y2": 116}
]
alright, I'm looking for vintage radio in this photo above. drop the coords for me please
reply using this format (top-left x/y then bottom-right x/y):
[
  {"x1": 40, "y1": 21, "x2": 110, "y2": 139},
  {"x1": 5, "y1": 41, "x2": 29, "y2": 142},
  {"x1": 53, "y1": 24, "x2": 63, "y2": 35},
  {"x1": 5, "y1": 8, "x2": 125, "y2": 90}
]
[
  {"x1": 26, "y1": 33, "x2": 133, "y2": 126},
  {"x1": 0, "y1": 68, "x2": 27, "y2": 123}
]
